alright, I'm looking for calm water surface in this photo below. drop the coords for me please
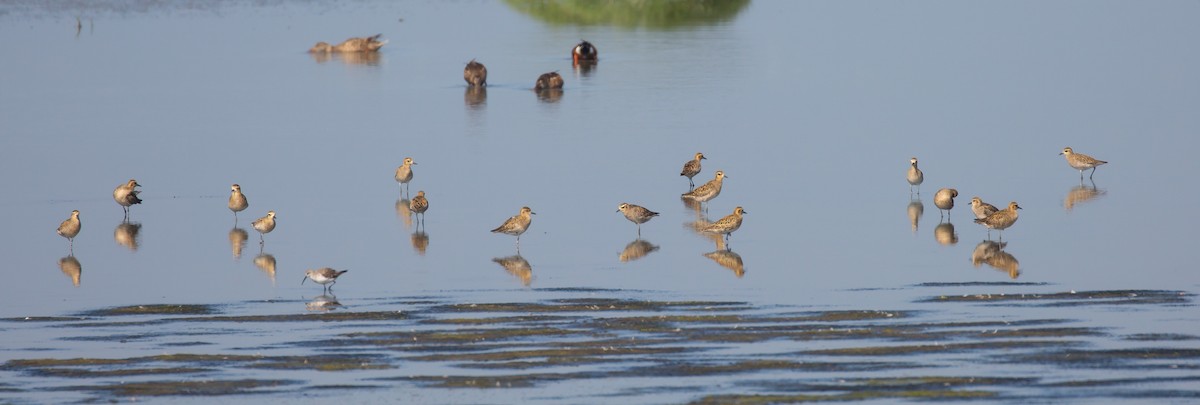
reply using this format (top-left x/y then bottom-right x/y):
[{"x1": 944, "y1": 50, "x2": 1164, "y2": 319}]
[{"x1": 1, "y1": 0, "x2": 1198, "y2": 403}]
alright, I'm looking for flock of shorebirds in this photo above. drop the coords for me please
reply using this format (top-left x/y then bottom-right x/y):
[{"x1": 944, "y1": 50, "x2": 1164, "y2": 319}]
[
  {"x1": 51, "y1": 35, "x2": 1111, "y2": 289},
  {"x1": 907, "y1": 146, "x2": 1109, "y2": 240}
]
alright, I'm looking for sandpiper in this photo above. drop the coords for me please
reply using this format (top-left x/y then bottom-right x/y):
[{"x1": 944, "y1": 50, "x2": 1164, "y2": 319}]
[
  {"x1": 535, "y1": 72, "x2": 564, "y2": 91},
  {"x1": 681, "y1": 152, "x2": 706, "y2": 189},
  {"x1": 309, "y1": 34, "x2": 386, "y2": 53},
  {"x1": 113, "y1": 179, "x2": 142, "y2": 217},
  {"x1": 395, "y1": 157, "x2": 416, "y2": 194},
  {"x1": 969, "y1": 196, "x2": 999, "y2": 220},
  {"x1": 572, "y1": 40, "x2": 598, "y2": 64},
  {"x1": 57, "y1": 210, "x2": 81, "y2": 248},
  {"x1": 974, "y1": 201, "x2": 1022, "y2": 239},
  {"x1": 1060, "y1": 147, "x2": 1108, "y2": 180},
  {"x1": 228, "y1": 184, "x2": 249, "y2": 219},
  {"x1": 934, "y1": 188, "x2": 958, "y2": 219},
  {"x1": 682, "y1": 170, "x2": 726, "y2": 206},
  {"x1": 492, "y1": 206, "x2": 535, "y2": 249},
  {"x1": 252, "y1": 211, "x2": 276, "y2": 243},
  {"x1": 701, "y1": 206, "x2": 747, "y2": 242},
  {"x1": 617, "y1": 203, "x2": 659, "y2": 237},
  {"x1": 464, "y1": 59, "x2": 487, "y2": 87},
  {"x1": 410, "y1": 191, "x2": 429, "y2": 228},
  {"x1": 907, "y1": 157, "x2": 924, "y2": 195},
  {"x1": 302, "y1": 268, "x2": 348, "y2": 291}
]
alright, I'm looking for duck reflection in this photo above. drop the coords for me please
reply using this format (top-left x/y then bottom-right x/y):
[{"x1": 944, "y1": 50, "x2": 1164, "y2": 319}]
[
  {"x1": 573, "y1": 60, "x2": 597, "y2": 77},
  {"x1": 934, "y1": 221, "x2": 958, "y2": 246},
  {"x1": 411, "y1": 231, "x2": 429, "y2": 255},
  {"x1": 395, "y1": 198, "x2": 414, "y2": 230},
  {"x1": 229, "y1": 226, "x2": 248, "y2": 260},
  {"x1": 1064, "y1": 179, "x2": 1107, "y2": 211},
  {"x1": 493, "y1": 255, "x2": 532, "y2": 286},
  {"x1": 310, "y1": 51, "x2": 382, "y2": 66},
  {"x1": 704, "y1": 249, "x2": 745, "y2": 278},
  {"x1": 536, "y1": 88, "x2": 563, "y2": 103},
  {"x1": 970, "y1": 240, "x2": 1020, "y2": 279},
  {"x1": 907, "y1": 199, "x2": 924, "y2": 234},
  {"x1": 58, "y1": 255, "x2": 81, "y2": 287},
  {"x1": 306, "y1": 293, "x2": 343, "y2": 312},
  {"x1": 465, "y1": 86, "x2": 487, "y2": 108},
  {"x1": 254, "y1": 252, "x2": 277, "y2": 283},
  {"x1": 113, "y1": 220, "x2": 141, "y2": 251},
  {"x1": 619, "y1": 239, "x2": 660, "y2": 263}
]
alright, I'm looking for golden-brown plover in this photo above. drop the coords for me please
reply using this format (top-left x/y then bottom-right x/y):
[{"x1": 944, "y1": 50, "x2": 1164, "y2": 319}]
[
  {"x1": 617, "y1": 203, "x2": 659, "y2": 237},
  {"x1": 701, "y1": 206, "x2": 747, "y2": 242},
  {"x1": 464, "y1": 59, "x2": 487, "y2": 87},
  {"x1": 934, "y1": 188, "x2": 958, "y2": 219},
  {"x1": 410, "y1": 191, "x2": 429, "y2": 229},
  {"x1": 302, "y1": 268, "x2": 349, "y2": 291},
  {"x1": 907, "y1": 157, "x2": 924, "y2": 195},
  {"x1": 395, "y1": 157, "x2": 416, "y2": 194},
  {"x1": 228, "y1": 184, "x2": 249, "y2": 219},
  {"x1": 969, "y1": 197, "x2": 999, "y2": 220},
  {"x1": 681, "y1": 152, "x2": 706, "y2": 189},
  {"x1": 682, "y1": 170, "x2": 726, "y2": 206},
  {"x1": 113, "y1": 179, "x2": 142, "y2": 217},
  {"x1": 492, "y1": 206, "x2": 535, "y2": 249},
  {"x1": 1060, "y1": 147, "x2": 1108, "y2": 179},
  {"x1": 252, "y1": 211, "x2": 276, "y2": 244},
  {"x1": 974, "y1": 201, "x2": 1022, "y2": 239},
  {"x1": 57, "y1": 210, "x2": 81, "y2": 248}
]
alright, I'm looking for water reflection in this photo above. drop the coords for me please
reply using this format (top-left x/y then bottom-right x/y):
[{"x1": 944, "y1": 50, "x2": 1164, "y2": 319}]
[
  {"x1": 619, "y1": 239, "x2": 659, "y2": 263},
  {"x1": 680, "y1": 195, "x2": 703, "y2": 215},
  {"x1": 687, "y1": 216, "x2": 727, "y2": 251},
  {"x1": 505, "y1": 0, "x2": 750, "y2": 29},
  {"x1": 229, "y1": 226, "x2": 248, "y2": 260},
  {"x1": 309, "y1": 51, "x2": 382, "y2": 66},
  {"x1": 254, "y1": 252, "x2": 277, "y2": 283},
  {"x1": 703, "y1": 249, "x2": 745, "y2": 278},
  {"x1": 1064, "y1": 180, "x2": 1107, "y2": 211},
  {"x1": 907, "y1": 199, "x2": 924, "y2": 234},
  {"x1": 934, "y1": 221, "x2": 958, "y2": 246},
  {"x1": 113, "y1": 221, "x2": 141, "y2": 251},
  {"x1": 411, "y1": 231, "x2": 429, "y2": 255},
  {"x1": 58, "y1": 255, "x2": 81, "y2": 287},
  {"x1": 536, "y1": 88, "x2": 563, "y2": 103},
  {"x1": 970, "y1": 240, "x2": 1021, "y2": 279},
  {"x1": 573, "y1": 60, "x2": 596, "y2": 77},
  {"x1": 464, "y1": 86, "x2": 487, "y2": 108},
  {"x1": 493, "y1": 255, "x2": 532, "y2": 286},
  {"x1": 395, "y1": 198, "x2": 414, "y2": 230},
  {"x1": 306, "y1": 294, "x2": 343, "y2": 312}
]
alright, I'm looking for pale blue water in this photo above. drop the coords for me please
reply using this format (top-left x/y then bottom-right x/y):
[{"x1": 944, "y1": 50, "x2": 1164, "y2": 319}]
[{"x1": 1, "y1": 0, "x2": 1198, "y2": 403}]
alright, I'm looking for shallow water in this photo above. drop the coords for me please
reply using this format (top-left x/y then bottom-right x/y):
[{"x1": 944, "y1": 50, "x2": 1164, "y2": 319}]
[{"x1": 1, "y1": 0, "x2": 1199, "y2": 403}]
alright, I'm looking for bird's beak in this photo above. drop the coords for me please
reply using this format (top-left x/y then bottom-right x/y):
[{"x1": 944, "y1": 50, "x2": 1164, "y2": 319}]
[
  {"x1": 301, "y1": 276, "x2": 308, "y2": 285},
  {"x1": 1058, "y1": 152, "x2": 1064, "y2": 155}
]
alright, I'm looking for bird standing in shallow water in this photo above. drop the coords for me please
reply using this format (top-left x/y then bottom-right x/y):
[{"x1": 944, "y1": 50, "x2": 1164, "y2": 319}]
[
  {"x1": 907, "y1": 157, "x2": 924, "y2": 196},
  {"x1": 969, "y1": 197, "x2": 999, "y2": 220},
  {"x1": 682, "y1": 171, "x2": 726, "y2": 209},
  {"x1": 617, "y1": 203, "x2": 659, "y2": 237},
  {"x1": 492, "y1": 206, "x2": 535, "y2": 250},
  {"x1": 395, "y1": 157, "x2": 416, "y2": 196},
  {"x1": 681, "y1": 152, "x2": 706, "y2": 189},
  {"x1": 309, "y1": 34, "x2": 386, "y2": 53},
  {"x1": 410, "y1": 191, "x2": 429, "y2": 229},
  {"x1": 1060, "y1": 147, "x2": 1108, "y2": 180},
  {"x1": 252, "y1": 211, "x2": 276, "y2": 244},
  {"x1": 113, "y1": 179, "x2": 142, "y2": 217},
  {"x1": 934, "y1": 188, "x2": 958, "y2": 219},
  {"x1": 464, "y1": 59, "x2": 487, "y2": 87},
  {"x1": 975, "y1": 201, "x2": 1022, "y2": 239},
  {"x1": 302, "y1": 268, "x2": 348, "y2": 291},
  {"x1": 701, "y1": 206, "x2": 747, "y2": 243},
  {"x1": 57, "y1": 210, "x2": 81, "y2": 249},
  {"x1": 228, "y1": 184, "x2": 249, "y2": 220},
  {"x1": 572, "y1": 40, "x2": 598, "y2": 64}
]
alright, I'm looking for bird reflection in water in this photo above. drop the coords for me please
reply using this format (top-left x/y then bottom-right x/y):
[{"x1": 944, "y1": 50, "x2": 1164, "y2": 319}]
[
  {"x1": 411, "y1": 231, "x2": 429, "y2": 256},
  {"x1": 907, "y1": 199, "x2": 924, "y2": 234},
  {"x1": 536, "y1": 88, "x2": 563, "y2": 103},
  {"x1": 687, "y1": 217, "x2": 727, "y2": 251},
  {"x1": 114, "y1": 220, "x2": 141, "y2": 251},
  {"x1": 573, "y1": 60, "x2": 596, "y2": 77},
  {"x1": 395, "y1": 198, "x2": 414, "y2": 230},
  {"x1": 306, "y1": 294, "x2": 343, "y2": 312},
  {"x1": 934, "y1": 221, "x2": 958, "y2": 246},
  {"x1": 59, "y1": 255, "x2": 82, "y2": 287},
  {"x1": 309, "y1": 51, "x2": 382, "y2": 66},
  {"x1": 493, "y1": 255, "x2": 532, "y2": 286},
  {"x1": 464, "y1": 86, "x2": 487, "y2": 109},
  {"x1": 680, "y1": 195, "x2": 704, "y2": 216},
  {"x1": 254, "y1": 252, "x2": 277, "y2": 284},
  {"x1": 1064, "y1": 179, "x2": 1106, "y2": 212},
  {"x1": 971, "y1": 240, "x2": 1020, "y2": 279},
  {"x1": 704, "y1": 249, "x2": 745, "y2": 278},
  {"x1": 619, "y1": 239, "x2": 659, "y2": 263},
  {"x1": 229, "y1": 226, "x2": 248, "y2": 260}
]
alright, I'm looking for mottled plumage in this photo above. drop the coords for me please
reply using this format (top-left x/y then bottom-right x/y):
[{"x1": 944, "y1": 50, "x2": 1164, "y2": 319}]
[
  {"x1": 395, "y1": 157, "x2": 416, "y2": 193},
  {"x1": 974, "y1": 201, "x2": 1022, "y2": 238},
  {"x1": 534, "y1": 72, "x2": 564, "y2": 91},
  {"x1": 57, "y1": 210, "x2": 81, "y2": 245},
  {"x1": 934, "y1": 188, "x2": 958, "y2": 218},
  {"x1": 228, "y1": 184, "x2": 249, "y2": 217},
  {"x1": 409, "y1": 191, "x2": 429, "y2": 214},
  {"x1": 113, "y1": 179, "x2": 142, "y2": 216},
  {"x1": 309, "y1": 34, "x2": 386, "y2": 53},
  {"x1": 907, "y1": 157, "x2": 924, "y2": 195},
  {"x1": 1060, "y1": 147, "x2": 1108, "y2": 179},
  {"x1": 969, "y1": 197, "x2": 999, "y2": 220},
  {"x1": 492, "y1": 206, "x2": 536, "y2": 248},
  {"x1": 701, "y1": 206, "x2": 747, "y2": 240},
  {"x1": 572, "y1": 40, "x2": 598, "y2": 63},
  {"x1": 617, "y1": 203, "x2": 659, "y2": 236},
  {"x1": 682, "y1": 170, "x2": 726, "y2": 203},
  {"x1": 252, "y1": 211, "x2": 276, "y2": 242},
  {"x1": 464, "y1": 59, "x2": 487, "y2": 87},
  {"x1": 302, "y1": 268, "x2": 348, "y2": 291},
  {"x1": 681, "y1": 152, "x2": 706, "y2": 188}
]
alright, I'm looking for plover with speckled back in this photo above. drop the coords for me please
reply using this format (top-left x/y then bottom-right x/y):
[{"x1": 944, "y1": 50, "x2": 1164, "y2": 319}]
[
  {"x1": 1060, "y1": 147, "x2": 1108, "y2": 180},
  {"x1": 617, "y1": 203, "x2": 659, "y2": 237}
]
